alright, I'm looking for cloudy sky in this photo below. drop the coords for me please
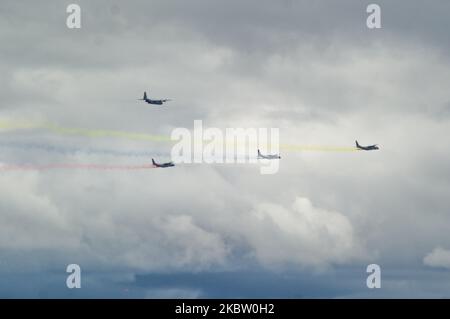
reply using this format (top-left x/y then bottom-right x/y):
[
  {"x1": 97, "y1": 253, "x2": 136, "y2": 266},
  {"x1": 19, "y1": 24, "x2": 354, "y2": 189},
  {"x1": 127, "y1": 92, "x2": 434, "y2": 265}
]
[{"x1": 0, "y1": 0, "x2": 450, "y2": 298}]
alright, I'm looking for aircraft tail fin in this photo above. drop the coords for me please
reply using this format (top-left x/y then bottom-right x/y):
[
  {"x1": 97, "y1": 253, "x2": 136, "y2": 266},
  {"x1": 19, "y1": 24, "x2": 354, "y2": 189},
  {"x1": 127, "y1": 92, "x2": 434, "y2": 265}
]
[
  {"x1": 355, "y1": 140, "x2": 360, "y2": 148},
  {"x1": 152, "y1": 158, "x2": 156, "y2": 166},
  {"x1": 258, "y1": 149, "x2": 261, "y2": 156},
  {"x1": 144, "y1": 92, "x2": 147, "y2": 100}
]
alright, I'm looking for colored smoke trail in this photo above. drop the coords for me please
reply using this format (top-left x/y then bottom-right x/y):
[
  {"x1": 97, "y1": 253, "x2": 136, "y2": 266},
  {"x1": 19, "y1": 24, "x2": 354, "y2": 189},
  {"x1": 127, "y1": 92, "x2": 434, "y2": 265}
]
[
  {"x1": 0, "y1": 119, "x2": 37, "y2": 131},
  {"x1": 0, "y1": 163, "x2": 157, "y2": 171},
  {"x1": 280, "y1": 144, "x2": 359, "y2": 152},
  {"x1": 0, "y1": 119, "x2": 360, "y2": 153},
  {"x1": 43, "y1": 124, "x2": 171, "y2": 142},
  {"x1": 0, "y1": 119, "x2": 170, "y2": 142},
  {"x1": 0, "y1": 141, "x2": 167, "y2": 158}
]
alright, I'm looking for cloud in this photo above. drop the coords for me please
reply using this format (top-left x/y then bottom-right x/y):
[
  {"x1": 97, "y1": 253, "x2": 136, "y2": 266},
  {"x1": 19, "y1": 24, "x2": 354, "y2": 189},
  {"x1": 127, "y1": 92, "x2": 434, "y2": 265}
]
[
  {"x1": 0, "y1": 167, "x2": 233, "y2": 273},
  {"x1": 0, "y1": 164, "x2": 364, "y2": 273},
  {"x1": 424, "y1": 247, "x2": 450, "y2": 269},
  {"x1": 0, "y1": 171, "x2": 79, "y2": 251},
  {"x1": 245, "y1": 197, "x2": 364, "y2": 268}
]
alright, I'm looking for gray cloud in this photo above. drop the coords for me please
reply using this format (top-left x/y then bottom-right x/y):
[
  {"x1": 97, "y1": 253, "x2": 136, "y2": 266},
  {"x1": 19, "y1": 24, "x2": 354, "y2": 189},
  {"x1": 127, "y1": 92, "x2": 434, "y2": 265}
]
[{"x1": 424, "y1": 248, "x2": 450, "y2": 270}]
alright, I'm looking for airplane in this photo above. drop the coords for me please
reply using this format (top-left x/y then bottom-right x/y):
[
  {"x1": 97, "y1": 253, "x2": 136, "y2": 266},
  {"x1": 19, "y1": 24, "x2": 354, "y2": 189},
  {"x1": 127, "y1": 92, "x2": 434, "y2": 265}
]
[
  {"x1": 139, "y1": 91, "x2": 171, "y2": 105},
  {"x1": 257, "y1": 149, "x2": 281, "y2": 159},
  {"x1": 355, "y1": 140, "x2": 379, "y2": 151},
  {"x1": 152, "y1": 158, "x2": 175, "y2": 168}
]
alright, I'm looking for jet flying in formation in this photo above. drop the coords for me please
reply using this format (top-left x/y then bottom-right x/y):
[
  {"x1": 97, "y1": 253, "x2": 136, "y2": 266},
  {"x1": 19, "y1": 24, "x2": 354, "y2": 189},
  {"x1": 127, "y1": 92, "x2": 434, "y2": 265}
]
[
  {"x1": 152, "y1": 158, "x2": 175, "y2": 168},
  {"x1": 257, "y1": 149, "x2": 281, "y2": 159},
  {"x1": 355, "y1": 140, "x2": 379, "y2": 151},
  {"x1": 139, "y1": 92, "x2": 171, "y2": 105}
]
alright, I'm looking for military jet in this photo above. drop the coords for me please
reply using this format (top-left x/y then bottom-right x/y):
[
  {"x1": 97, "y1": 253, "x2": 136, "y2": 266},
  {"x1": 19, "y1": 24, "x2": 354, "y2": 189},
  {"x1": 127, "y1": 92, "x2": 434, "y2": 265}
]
[
  {"x1": 355, "y1": 140, "x2": 379, "y2": 151},
  {"x1": 152, "y1": 158, "x2": 175, "y2": 168},
  {"x1": 257, "y1": 149, "x2": 281, "y2": 159},
  {"x1": 139, "y1": 92, "x2": 171, "y2": 105}
]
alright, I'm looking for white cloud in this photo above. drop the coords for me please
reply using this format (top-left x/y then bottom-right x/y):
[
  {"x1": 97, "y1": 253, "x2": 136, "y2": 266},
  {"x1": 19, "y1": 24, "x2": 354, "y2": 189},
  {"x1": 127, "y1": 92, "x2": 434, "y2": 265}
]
[
  {"x1": 0, "y1": 172, "x2": 79, "y2": 251},
  {"x1": 424, "y1": 247, "x2": 450, "y2": 269},
  {"x1": 244, "y1": 197, "x2": 364, "y2": 268},
  {"x1": 0, "y1": 165, "x2": 366, "y2": 273}
]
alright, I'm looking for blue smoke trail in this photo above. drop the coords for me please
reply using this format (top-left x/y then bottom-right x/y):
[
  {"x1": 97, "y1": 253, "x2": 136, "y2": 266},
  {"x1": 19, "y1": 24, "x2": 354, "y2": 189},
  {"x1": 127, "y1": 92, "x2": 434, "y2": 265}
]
[{"x1": 0, "y1": 141, "x2": 169, "y2": 158}]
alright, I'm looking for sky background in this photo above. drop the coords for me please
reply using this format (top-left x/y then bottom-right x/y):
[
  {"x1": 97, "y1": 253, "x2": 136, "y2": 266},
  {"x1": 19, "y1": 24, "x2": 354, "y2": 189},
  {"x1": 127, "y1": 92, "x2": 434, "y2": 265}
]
[{"x1": 0, "y1": 0, "x2": 450, "y2": 298}]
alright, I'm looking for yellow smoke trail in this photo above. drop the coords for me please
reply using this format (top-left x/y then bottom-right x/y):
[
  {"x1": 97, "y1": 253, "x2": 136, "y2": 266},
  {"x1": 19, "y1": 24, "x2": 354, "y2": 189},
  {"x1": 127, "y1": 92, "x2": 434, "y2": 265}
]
[
  {"x1": 0, "y1": 119, "x2": 358, "y2": 152},
  {"x1": 43, "y1": 123, "x2": 171, "y2": 142},
  {"x1": 280, "y1": 144, "x2": 359, "y2": 152},
  {"x1": 0, "y1": 119, "x2": 38, "y2": 130},
  {"x1": 0, "y1": 119, "x2": 170, "y2": 142}
]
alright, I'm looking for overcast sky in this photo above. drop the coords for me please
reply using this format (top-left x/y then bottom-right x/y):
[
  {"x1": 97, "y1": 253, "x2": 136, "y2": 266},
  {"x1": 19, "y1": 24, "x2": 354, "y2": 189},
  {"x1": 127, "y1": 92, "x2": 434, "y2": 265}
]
[{"x1": 0, "y1": 0, "x2": 450, "y2": 298}]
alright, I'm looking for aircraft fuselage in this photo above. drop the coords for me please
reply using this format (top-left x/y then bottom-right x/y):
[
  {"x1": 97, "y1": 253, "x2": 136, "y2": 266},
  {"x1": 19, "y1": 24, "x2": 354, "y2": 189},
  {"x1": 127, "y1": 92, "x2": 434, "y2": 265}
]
[
  {"x1": 355, "y1": 140, "x2": 379, "y2": 151},
  {"x1": 357, "y1": 145, "x2": 379, "y2": 151},
  {"x1": 258, "y1": 155, "x2": 281, "y2": 159},
  {"x1": 155, "y1": 163, "x2": 175, "y2": 168},
  {"x1": 145, "y1": 99, "x2": 164, "y2": 105}
]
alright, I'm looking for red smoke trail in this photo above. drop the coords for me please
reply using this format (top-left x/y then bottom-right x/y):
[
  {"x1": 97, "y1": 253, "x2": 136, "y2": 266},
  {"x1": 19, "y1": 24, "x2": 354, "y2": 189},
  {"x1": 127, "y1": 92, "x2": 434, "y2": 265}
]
[{"x1": 0, "y1": 163, "x2": 157, "y2": 171}]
